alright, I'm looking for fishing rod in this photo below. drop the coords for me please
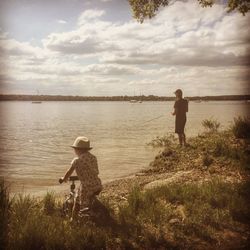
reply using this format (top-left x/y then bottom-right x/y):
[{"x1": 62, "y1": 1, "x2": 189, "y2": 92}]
[
  {"x1": 139, "y1": 115, "x2": 165, "y2": 125},
  {"x1": 123, "y1": 115, "x2": 164, "y2": 128},
  {"x1": 125, "y1": 114, "x2": 165, "y2": 129}
]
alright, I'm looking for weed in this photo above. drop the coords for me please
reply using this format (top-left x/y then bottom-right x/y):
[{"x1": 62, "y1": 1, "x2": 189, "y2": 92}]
[
  {"x1": 0, "y1": 179, "x2": 10, "y2": 249},
  {"x1": 202, "y1": 118, "x2": 220, "y2": 132},
  {"x1": 42, "y1": 191, "x2": 56, "y2": 215},
  {"x1": 232, "y1": 116, "x2": 250, "y2": 139},
  {"x1": 148, "y1": 134, "x2": 176, "y2": 147}
]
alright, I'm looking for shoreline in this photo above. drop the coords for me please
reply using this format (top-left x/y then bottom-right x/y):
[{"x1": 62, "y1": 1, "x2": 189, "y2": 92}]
[{"x1": 1, "y1": 94, "x2": 250, "y2": 102}]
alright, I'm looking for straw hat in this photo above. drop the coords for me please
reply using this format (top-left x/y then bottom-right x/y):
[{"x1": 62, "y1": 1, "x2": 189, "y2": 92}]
[{"x1": 71, "y1": 136, "x2": 92, "y2": 150}]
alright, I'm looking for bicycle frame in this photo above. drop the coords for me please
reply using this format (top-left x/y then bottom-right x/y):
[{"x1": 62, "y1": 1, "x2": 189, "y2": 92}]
[
  {"x1": 59, "y1": 175, "x2": 110, "y2": 223},
  {"x1": 61, "y1": 176, "x2": 80, "y2": 217}
]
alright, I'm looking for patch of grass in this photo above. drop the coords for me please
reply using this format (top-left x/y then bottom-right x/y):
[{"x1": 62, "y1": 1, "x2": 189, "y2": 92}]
[
  {"x1": 7, "y1": 193, "x2": 109, "y2": 250},
  {"x1": 0, "y1": 179, "x2": 112, "y2": 250},
  {"x1": 42, "y1": 191, "x2": 56, "y2": 215},
  {"x1": 0, "y1": 179, "x2": 11, "y2": 250},
  {"x1": 149, "y1": 148, "x2": 180, "y2": 172},
  {"x1": 229, "y1": 181, "x2": 250, "y2": 224},
  {"x1": 147, "y1": 134, "x2": 176, "y2": 147},
  {"x1": 118, "y1": 179, "x2": 250, "y2": 247},
  {"x1": 189, "y1": 129, "x2": 249, "y2": 170},
  {"x1": 148, "y1": 121, "x2": 250, "y2": 173},
  {"x1": 202, "y1": 118, "x2": 220, "y2": 132},
  {"x1": 212, "y1": 137, "x2": 237, "y2": 158},
  {"x1": 1, "y1": 177, "x2": 249, "y2": 249},
  {"x1": 232, "y1": 116, "x2": 250, "y2": 139}
]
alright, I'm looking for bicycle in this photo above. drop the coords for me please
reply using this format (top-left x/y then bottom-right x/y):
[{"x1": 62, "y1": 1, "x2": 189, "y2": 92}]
[
  {"x1": 59, "y1": 175, "x2": 80, "y2": 218},
  {"x1": 59, "y1": 176, "x2": 112, "y2": 225}
]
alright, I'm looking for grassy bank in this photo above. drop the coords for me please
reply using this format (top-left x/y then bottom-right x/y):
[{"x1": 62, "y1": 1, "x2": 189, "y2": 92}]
[
  {"x1": 1, "y1": 179, "x2": 249, "y2": 249},
  {"x1": 1, "y1": 117, "x2": 250, "y2": 249},
  {"x1": 148, "y1": 117, "x2": 250, "y2": 173}
]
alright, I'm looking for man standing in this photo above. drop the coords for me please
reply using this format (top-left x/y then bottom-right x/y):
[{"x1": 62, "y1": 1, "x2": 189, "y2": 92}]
[{"x1": 172, "y1": 89, "x2": 188, "y2": 146}]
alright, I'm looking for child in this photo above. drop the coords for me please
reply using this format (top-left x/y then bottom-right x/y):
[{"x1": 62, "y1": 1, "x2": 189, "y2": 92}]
[
  {"x1": 172, "y1": 89, "x2": 188, "y2": 146},
  {"x1": 60, "y1": 136, "x2": 102, "y2": 219}
]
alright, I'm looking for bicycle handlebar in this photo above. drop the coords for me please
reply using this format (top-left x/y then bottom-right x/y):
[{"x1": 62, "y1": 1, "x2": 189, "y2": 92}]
[
  {"x1": 69, "y1": 176, "x2": 79, "y2": 181},
  {"x1": 58, "y1": 176, "x2": 79, "y2": 184}
]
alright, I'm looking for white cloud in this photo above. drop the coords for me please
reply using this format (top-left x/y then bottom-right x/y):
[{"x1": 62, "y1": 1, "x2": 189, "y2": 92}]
[
  {"x1": 43, "y1": 3, "x2": 250, "y2": 68},
  {"x1": 57, "y1": 19, "x2": 67, "y2": 24},
  {"x1": 78, "y1": 9, "x2": 105, "y2": 25},
  {"x1": 84, "y1": 64, "x2": 140, "y2": 75},
  {"x1": 0, "y1": 37, "x2": 45, "y2": 58}
]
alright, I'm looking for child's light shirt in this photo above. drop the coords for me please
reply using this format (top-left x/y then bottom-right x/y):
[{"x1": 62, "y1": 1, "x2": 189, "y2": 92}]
[{"x1": 71, "y1": 151, "x2": 102, "y2": 193}]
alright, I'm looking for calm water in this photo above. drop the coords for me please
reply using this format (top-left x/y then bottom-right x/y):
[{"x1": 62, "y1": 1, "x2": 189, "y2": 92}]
[{"x1": 0, "y1": 101, "x2": 249, "y2": 195}]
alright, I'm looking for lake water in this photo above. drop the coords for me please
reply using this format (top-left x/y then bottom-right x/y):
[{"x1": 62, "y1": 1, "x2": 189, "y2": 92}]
[{"x1": 0, "y1": 101, "x2": 249, "y2": 195}]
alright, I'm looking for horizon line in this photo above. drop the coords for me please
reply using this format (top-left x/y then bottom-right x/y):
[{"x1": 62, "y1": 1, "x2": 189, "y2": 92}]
[{"x1": 1, "y1": 94, "x2": 250, "y2": 98}]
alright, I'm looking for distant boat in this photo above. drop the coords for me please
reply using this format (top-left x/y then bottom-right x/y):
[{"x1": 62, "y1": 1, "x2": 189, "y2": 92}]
[
  {"x1": 139, "y1": 91, "x2": 143, "y2": 103},
  {"x1": 194, "y1": 99, "x2": 202, "y2": 103},
  {"x1": 129, "y1": 100, "x2": 138, "y2": 103}
]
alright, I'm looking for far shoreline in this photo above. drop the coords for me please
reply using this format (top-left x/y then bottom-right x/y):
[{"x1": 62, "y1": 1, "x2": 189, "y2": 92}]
[{"x1": 0, "y1": 94, "x2": 250, "y2": 102}]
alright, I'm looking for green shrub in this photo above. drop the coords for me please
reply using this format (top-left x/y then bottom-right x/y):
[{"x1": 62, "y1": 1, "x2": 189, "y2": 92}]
[
  {"x1": 0, "y1": 179, "x2": 10, "y2": 250},
  {"x1": 42, "y1": 191, "x2": 56, "y2": 215},
  {"x1": 229, "y1": 181, "x2": 250, "y2": 224},
  {"x1": 232, "y1": 117, "x2": 250, "y2": 139},
  {"x1": 149, "y1": 148, "x2": 180, "y2": 172},
  {"x1": 202, "y1": 118, "x2": 220, "y2": 132},
  {"x1": 11, "y1": 194, "x2": 38, "y2": 222},
  {"x1": 212, "y1": 137, "x2": 243, "y2": 160}
]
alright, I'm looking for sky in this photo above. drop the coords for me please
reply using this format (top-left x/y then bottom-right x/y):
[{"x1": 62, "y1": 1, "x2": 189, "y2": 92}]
[{"x1": 0, "y1": 0, "x2": 249, "y2": 97}]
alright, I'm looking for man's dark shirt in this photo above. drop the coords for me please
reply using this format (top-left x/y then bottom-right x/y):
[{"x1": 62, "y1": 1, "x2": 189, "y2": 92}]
[{"x1": 174, "y1": 98, "x2": 188, "y2": 118}]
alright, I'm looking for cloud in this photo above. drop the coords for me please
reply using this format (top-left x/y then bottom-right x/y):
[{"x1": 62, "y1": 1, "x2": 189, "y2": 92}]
[
  {"x1": 102, "y1": 48, "x2": 249, "y2": 67},
  {"x1": 84, "y1": 64, "x2": 140, "y2": 75},
  {"x1": 78, "y1": 9, "x2": 105, "y2": 24},
  {"x1": 43, "y1": 3, "x2": 250, "y2": 69},
  {"x1": 44, "y1": 33, "x2": 101, "y2": 55},
  {"x1": 43, "y1": 18, "x2": 119, "y2": 55},
  {"x1": 57, "y1": 19, "x2": 67, "y2": 24},
  {"x1": 0, "y1": 38, "x2": 44, "y2": 57}
]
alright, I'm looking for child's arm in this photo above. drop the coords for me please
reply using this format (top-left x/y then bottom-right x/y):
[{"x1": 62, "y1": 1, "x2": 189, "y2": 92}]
[
  {"x1": 62, "y1": 165, "x2": 75, "y2": 182},
  {"x1": 61, "y1": 158, "x2": 77, "y2": 182}
]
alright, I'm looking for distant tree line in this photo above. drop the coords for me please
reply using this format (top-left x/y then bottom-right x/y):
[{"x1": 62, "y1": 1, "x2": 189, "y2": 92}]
[{"x1": 0, "y1": 94, "x2": 249, "y2": 101}]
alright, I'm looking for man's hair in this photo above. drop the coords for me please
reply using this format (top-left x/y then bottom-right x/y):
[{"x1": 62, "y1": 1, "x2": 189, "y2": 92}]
[{"x1": 175, "y1": 89, "x2": 183, "y2": 98}]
